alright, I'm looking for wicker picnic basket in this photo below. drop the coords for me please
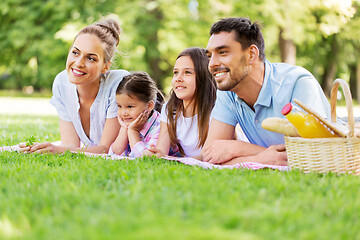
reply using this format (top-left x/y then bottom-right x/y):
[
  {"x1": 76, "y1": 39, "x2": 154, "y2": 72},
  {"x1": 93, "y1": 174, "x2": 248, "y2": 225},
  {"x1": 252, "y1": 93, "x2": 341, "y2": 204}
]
[{"x1": 285, "y1": 78, "x2": 360, "y2": 174}]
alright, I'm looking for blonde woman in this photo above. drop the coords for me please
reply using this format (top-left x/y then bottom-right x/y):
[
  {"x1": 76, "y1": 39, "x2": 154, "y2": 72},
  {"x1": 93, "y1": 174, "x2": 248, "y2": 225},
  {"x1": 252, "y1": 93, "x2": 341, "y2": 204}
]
[{"x1": 19, "y1": 19, "x2": 129, "y2": 154}]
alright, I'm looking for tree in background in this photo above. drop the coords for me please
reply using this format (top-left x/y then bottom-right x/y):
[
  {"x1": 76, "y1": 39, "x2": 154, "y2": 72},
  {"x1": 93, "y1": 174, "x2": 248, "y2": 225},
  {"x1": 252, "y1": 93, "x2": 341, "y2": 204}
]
[
  {"x1": 232, "y1": 0, "x2": 359, "y2": 98},
  {"x1": 312, "y1": 0, "x2": 357, "y2": 97},
  {"x1": 339, "y1": 1, "x2": 360, "y2": 103},
  {"x1": 0, "y1": 0, "x2": 113, "y2": 90},
  {"x1": 0, "y1": 0, "x2": 360, "y2": 100},
  {"x1": 112, "y1": 0, "x2": 217, "y2": 92}
]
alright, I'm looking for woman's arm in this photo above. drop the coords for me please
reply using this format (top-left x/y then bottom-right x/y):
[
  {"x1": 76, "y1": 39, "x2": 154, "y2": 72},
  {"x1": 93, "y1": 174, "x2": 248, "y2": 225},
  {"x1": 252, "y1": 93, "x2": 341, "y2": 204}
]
[
  {"x1": 86, "y1": 117, "x2": 120, "y2": 153},
  {"x1": 19, "y1": 119, "x2": 80, "y2": 154},
  {"x1": 21, "y1": 118, "x2": 120, "y2": 154},
  {"x1": 60, "y1": 119, "x2": 81, "y2": 147}
]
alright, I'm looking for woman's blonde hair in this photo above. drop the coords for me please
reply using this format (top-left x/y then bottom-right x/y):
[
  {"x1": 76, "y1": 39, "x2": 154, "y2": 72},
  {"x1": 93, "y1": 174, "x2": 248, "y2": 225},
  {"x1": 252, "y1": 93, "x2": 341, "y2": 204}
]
[{"x1": 75, "y1": 18, "x2": 121, "y2": 63}]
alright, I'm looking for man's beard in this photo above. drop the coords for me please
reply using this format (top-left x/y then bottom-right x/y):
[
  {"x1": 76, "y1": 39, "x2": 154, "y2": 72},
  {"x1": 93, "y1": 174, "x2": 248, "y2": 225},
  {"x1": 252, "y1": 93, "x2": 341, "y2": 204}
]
[{"x1": 218, "y1": 56, "x2": 248, "y2": 91}]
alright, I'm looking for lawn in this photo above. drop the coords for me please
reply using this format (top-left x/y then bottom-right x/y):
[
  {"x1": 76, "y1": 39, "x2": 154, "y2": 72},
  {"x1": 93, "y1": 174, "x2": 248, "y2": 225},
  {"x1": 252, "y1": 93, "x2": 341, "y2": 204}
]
[{"x1": 0, "y1": 114, "x2": 359, "y2": 240}]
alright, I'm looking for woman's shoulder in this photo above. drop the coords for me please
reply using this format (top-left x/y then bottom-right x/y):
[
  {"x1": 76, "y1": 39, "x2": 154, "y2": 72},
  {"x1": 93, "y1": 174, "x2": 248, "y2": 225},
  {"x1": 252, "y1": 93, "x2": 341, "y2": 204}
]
[
  {"x1": 107, "y1": 69, "x2": 130, "y2": 82},
  {"x1": 109, "y1": 69, "x2": 130, "y2": 75},
  {"x1": 54, "y1": 69, "x2": 68, "y2": 79},
  {"x1": 102, "y1": 69, "x2": 129, "y2": 89},
  {"x1": 52, "y1": 70, "x2": 70, "y2": 89}
]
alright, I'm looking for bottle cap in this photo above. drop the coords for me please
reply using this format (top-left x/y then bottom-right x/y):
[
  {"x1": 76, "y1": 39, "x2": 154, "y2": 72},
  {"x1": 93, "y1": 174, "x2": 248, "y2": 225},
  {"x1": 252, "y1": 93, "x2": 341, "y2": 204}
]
[{"x1": 282, "y1": 103, "x2": 293, "y2": 115}]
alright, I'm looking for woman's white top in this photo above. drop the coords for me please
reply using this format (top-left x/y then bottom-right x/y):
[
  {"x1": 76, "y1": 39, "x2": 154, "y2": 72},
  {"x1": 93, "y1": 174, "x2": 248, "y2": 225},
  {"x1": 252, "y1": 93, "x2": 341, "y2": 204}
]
[
  {"x1": 49, "y1": 69, "x2": 129, "y2": 146},
  {"x1": 160, "y1": 103, "x2": 201, "y2": 157}
]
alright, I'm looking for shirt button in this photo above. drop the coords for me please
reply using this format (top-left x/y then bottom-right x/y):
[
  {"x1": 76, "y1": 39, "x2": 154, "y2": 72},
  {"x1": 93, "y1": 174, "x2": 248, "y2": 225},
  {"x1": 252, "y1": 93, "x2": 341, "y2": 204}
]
[{"x1": 255, "y1": 120, "x2": 259, "y2": 124}]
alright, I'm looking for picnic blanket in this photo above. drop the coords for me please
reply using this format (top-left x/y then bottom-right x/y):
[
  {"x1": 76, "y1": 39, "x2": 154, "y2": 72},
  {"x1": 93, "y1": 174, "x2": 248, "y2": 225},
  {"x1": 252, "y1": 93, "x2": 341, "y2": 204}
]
[{"x1": 0, "y1": 145, "x2": 290, "y2": 171}]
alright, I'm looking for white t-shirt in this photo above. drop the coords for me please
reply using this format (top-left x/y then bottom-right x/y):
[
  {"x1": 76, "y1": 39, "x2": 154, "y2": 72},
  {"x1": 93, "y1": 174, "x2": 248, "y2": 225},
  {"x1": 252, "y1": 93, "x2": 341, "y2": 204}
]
[
  {"x1": 49, "y1": 69, "x2": 129, "y2": 146},
  {"x1": 160, "y1": 103, "x2": 201, "y2": 157}
]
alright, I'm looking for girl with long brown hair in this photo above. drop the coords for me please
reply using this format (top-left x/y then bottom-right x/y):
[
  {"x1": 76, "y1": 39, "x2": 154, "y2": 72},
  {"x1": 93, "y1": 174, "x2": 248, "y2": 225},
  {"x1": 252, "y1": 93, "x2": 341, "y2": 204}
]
[{"x1": 147, "y1": 47, "x2": 216, "y2": 158}]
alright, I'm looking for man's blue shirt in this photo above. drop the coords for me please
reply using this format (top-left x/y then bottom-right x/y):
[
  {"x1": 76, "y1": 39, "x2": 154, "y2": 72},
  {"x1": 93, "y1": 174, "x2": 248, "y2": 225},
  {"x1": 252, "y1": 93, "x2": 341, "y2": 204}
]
[{"x1": 211, "y1": 60, "x2": 331, "y2": 147}]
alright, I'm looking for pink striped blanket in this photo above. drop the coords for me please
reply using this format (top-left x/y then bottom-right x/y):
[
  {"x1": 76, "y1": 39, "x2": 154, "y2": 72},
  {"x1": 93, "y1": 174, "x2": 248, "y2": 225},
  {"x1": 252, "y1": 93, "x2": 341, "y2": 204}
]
[{"x1": 0, "y1": 145, "x2": 290, "y2": 171}]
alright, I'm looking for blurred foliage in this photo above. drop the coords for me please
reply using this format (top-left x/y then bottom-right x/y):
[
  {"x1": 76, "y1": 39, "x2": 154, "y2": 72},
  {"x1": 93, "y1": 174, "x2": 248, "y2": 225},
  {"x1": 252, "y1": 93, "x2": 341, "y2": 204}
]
[{"x1": 0, "y1": 0, "x2": 359, "y2": 96}]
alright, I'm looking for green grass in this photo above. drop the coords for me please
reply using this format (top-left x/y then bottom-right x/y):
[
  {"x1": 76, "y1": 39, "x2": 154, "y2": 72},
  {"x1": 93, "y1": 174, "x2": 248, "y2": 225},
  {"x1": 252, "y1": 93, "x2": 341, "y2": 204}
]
[
  {"x1": 0, "y1": 89, "x2": 52, "y2": 98},
  {"x1": 0, "y1": 114, "x2": 359, "y2": 240},
  {"x1": 0, "y1": 115, "x2": 59, "y2": 146}
]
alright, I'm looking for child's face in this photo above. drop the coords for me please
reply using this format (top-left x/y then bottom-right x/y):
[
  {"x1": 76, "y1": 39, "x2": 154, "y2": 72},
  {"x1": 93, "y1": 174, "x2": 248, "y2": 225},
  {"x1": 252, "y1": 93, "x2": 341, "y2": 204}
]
[
  {"x1": 116, "y1": 93, "x2": 151, "y2": 125},
  {"x1": 172, "y1": 56, "x2": 196, "y2": 105}
]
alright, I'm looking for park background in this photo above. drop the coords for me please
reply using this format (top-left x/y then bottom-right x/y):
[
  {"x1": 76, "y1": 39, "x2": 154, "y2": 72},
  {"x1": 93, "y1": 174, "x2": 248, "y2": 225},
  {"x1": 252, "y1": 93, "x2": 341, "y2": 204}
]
[
  {"x1": 1, "y1": 1, "x2": 360, "y2": 240},
  {"x1": 1, "y1": 0, "x2": 360, "y2": 100}
]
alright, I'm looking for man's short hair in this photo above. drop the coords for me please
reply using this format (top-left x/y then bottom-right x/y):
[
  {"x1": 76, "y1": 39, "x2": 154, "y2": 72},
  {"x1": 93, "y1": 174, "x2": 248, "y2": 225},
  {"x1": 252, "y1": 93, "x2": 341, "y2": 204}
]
[{"x1": 210, "y1": 17, "x2": 265, "y2": 61}]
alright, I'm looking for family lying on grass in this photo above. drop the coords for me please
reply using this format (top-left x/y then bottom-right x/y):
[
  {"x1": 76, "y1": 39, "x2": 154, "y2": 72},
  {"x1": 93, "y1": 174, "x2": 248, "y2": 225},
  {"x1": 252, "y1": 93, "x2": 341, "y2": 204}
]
[{"x1": 18, "y1": 17, "x2": 331, "y2": 166}]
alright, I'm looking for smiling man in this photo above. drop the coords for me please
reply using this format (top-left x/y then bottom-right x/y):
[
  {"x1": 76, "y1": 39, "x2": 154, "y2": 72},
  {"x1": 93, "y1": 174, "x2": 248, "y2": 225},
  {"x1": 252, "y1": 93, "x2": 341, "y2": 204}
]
[{"x1": 202, "y1": 17, "x2": 331, "y2": 166}]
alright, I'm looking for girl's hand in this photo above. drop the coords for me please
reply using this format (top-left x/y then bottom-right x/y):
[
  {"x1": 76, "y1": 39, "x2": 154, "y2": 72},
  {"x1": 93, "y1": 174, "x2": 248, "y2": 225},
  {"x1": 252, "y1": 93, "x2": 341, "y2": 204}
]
[
  {"x1": 128, "y1": 110, "x2": 150, "y2": 132},
  {"x1": 145, "y1": 144, "x2": 165, "y2": 157},
  {"x1": 117, "y1": 116, "x2": 128, "y2": 129},
  {"x1": 142, "y1": 149, "x2": 154, "y2": 157}
]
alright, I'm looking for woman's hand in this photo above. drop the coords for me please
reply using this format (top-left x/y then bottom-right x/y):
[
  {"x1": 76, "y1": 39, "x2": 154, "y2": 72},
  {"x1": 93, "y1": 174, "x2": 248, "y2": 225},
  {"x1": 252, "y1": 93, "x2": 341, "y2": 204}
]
[
  {"x1": 128, "y1": 110, "x2": 150, "y2": 132},
  {"x1": 19, "y1": 142, "x2": 61, "y2": 154},
  {"x1": 18, "y1": 142, "x2": 34, "y2": 153}
]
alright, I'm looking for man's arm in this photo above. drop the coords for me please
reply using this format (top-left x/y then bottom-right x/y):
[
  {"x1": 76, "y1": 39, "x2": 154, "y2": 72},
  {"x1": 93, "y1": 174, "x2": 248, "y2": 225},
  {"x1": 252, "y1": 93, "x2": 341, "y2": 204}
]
[
  {"x1": 222, "y1": 144, "x2": 287, "y2": 166},
  {"x1": 201, "y1": 119, "x2": 265, "y2": 164}
]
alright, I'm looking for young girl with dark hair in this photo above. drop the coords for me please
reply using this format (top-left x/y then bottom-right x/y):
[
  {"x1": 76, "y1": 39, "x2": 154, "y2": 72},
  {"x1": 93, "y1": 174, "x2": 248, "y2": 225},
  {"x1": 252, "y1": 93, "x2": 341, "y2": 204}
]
[
  {"x1": 147, "y1": 47, "x2": 217, "y2": 158},
  {"x1": 109, "y1": 71, "x2": 170, "y2": 157}
]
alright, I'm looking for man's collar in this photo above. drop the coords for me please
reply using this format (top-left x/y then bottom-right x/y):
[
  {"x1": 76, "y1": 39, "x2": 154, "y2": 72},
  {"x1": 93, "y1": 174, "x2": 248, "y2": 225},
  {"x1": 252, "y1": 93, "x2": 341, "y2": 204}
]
[{"x1": 254, "y1": 60, "x2": 271, "y2": 108}]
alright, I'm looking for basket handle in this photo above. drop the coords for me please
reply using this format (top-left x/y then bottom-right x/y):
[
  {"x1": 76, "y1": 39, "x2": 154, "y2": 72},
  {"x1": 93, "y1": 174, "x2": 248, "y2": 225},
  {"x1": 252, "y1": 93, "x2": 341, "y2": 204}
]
[{"x1": 330, "y1": 78, "x2": 355, "y2": 137}]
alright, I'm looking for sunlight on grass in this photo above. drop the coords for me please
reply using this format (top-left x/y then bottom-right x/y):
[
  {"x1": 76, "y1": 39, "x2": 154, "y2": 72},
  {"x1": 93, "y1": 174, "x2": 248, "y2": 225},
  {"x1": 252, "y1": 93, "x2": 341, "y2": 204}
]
[
  {"x1": 0, "y1": 115, "x2": 59, "y2": 146},
  {"x1": 0, "y1": 115, "x2": 359, "y2": 239},
  {"x1": 0, "y1": 89, "x2": 52, "y2": 98},
  {"x1": 0, "y1": 216, "x2": 23, "y2": 238}
]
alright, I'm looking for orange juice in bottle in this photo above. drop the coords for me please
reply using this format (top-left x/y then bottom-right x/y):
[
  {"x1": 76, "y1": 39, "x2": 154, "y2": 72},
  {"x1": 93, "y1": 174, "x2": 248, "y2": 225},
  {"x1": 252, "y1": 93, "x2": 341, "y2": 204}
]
[{"x1": 281, "y1": 103, "x2": 337, "y2": 138}]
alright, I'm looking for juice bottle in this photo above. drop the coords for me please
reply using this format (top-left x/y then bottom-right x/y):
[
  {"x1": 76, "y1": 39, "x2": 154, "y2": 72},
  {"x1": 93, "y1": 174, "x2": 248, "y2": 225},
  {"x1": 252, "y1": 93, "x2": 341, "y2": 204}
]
[{"x1": 281, "y1": 103, "x2": 337, "y2": 138}]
